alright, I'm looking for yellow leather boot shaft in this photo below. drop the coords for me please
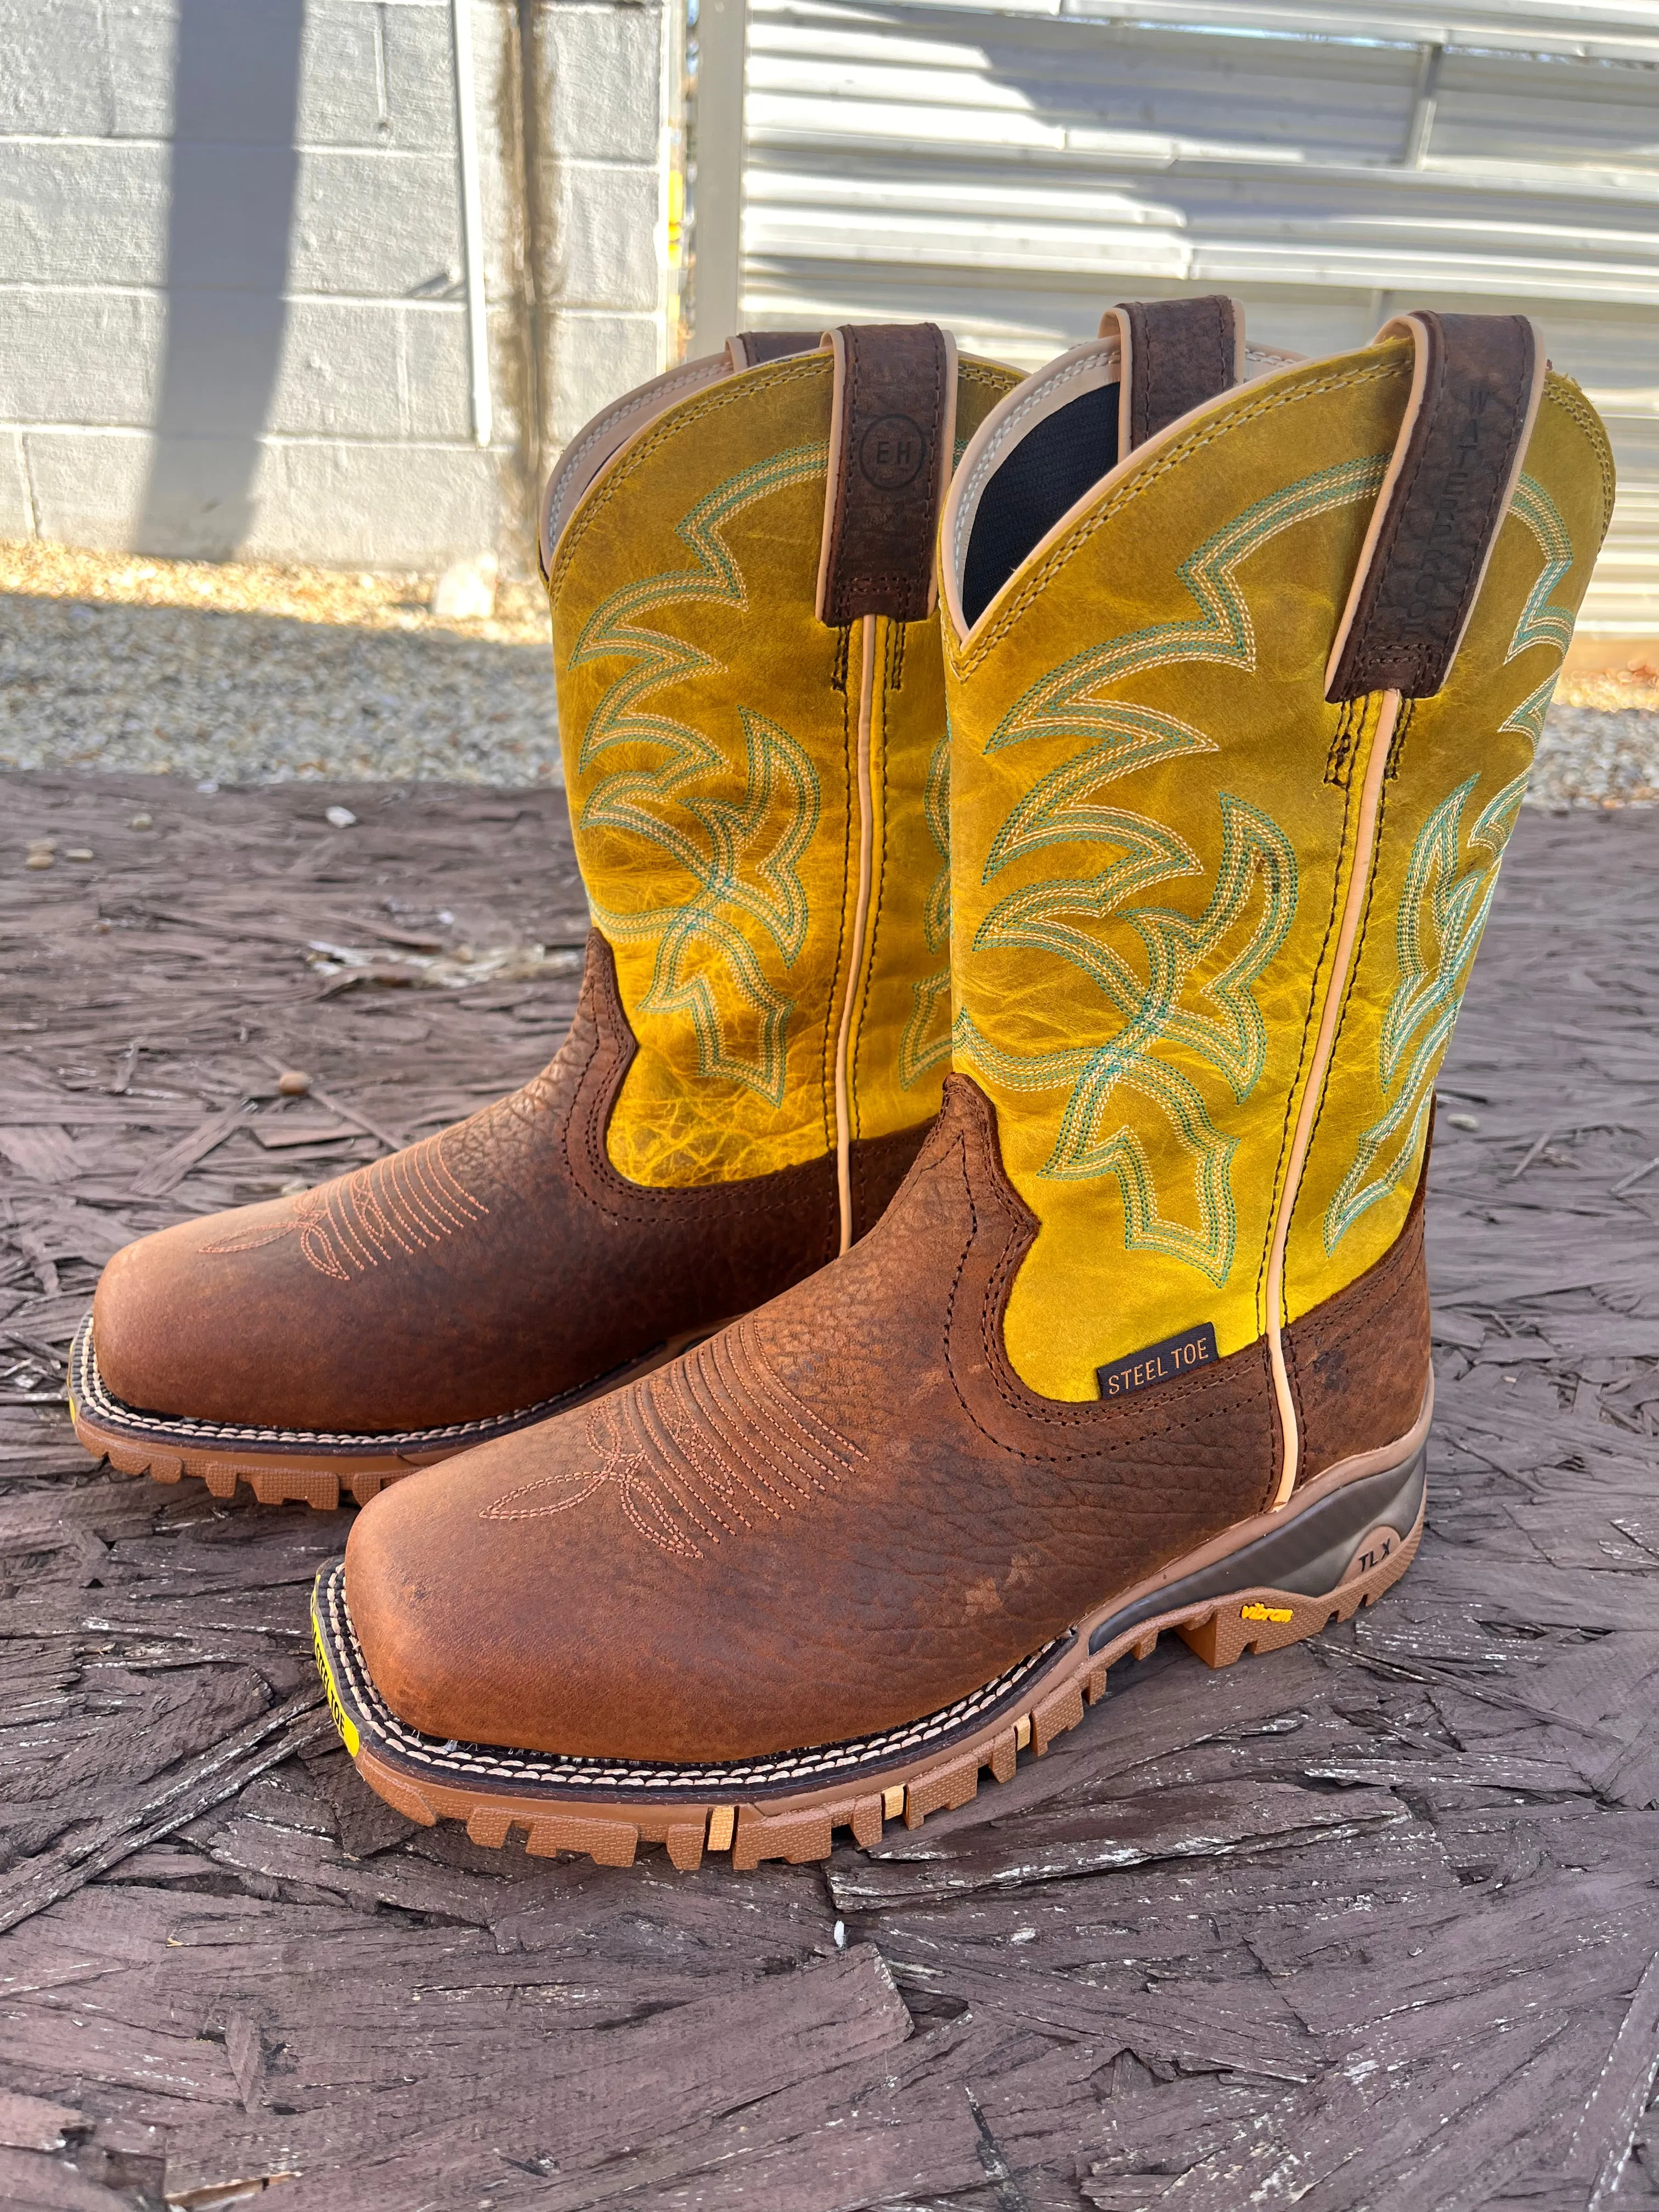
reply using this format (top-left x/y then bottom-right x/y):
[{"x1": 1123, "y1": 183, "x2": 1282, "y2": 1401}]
[
  {"x1": 944, "y1": 341, "x2": 1611, "y2": 1402},
  {"x1": 1283, "y1": 375, "x2": 1613, "y2": 1313},
  {"x1": 550, "y1": 350, "x2": 1018, "y2": 1188}
]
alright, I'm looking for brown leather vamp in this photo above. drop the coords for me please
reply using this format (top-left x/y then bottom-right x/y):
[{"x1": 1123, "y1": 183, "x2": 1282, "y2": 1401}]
[
  {"x1": 347, "y1": 1073, "x2": 1425, "y2": 1765},
  {"x1": 91, "y1": 935, "x2": 924, "y2": 1436}
]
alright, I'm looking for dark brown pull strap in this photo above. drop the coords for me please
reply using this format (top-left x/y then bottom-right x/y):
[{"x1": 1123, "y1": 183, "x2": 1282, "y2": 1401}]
[
  {"x1": 1326, "y1": 311, "x2": 1544, "y2": 702},
  {"x1": 815, "y1": 323, "x2": 956, "y2": 627},
  {"x1": 725, "y1": 330, "x2": 820, "y2": 370},
  {"x1": 1101, "y1": 295, "x2": 1243, "y2": 454}
]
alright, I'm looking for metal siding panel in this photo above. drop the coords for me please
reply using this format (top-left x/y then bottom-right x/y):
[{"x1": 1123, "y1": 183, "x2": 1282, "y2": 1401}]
[{"x1": 739, "y1": 0, "x2": 1659, "y2": 623}]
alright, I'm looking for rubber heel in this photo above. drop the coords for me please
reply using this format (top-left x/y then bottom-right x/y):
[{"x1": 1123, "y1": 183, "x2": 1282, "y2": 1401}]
[{"x1": 1176, "y1": 1488, "x2": 1423, "y2": 1668}]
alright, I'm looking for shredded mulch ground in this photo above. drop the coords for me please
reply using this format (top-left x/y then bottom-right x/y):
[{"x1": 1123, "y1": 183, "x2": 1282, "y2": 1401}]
[{"x1": 2, "y1": 770, "x2": 1657, "y2": 2209}]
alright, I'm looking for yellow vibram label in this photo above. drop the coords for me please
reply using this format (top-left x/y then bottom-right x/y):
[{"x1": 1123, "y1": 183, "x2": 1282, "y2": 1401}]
[
  {"x1": 312, "y1": 1598, "x2": 360, "y2": 1758},
  {"x1": 1241, "y1": 1602, "x2": 1294, "y2": 1624}
]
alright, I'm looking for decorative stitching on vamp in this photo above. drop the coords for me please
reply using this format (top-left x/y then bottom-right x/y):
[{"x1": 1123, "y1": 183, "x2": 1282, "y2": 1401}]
[
  {"x1": 479, "y1": 1318, "x2": 865, "y2": 1556},
  {"x1": 201, "y1": 1124, "x2": 487, "y2": 1282}
]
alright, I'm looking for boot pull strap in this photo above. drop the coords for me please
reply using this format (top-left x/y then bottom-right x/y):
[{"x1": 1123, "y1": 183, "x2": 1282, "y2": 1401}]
[
  {"x1": 725, "y1": 330, "x2": 820, "y2": 370},
  {"x1": 1101, "y1": 295, "x2": 1243, "y2": 454},
  {"x1": 1326, "y1": 311, "x2": 1544, "y2": 703},
  {"x1": 816, "y1": 323, "x2": 957, "y2": 627}
]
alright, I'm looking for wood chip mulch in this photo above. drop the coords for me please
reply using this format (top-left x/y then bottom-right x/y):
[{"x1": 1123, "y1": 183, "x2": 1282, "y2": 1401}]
[{"x1": 1, "y1": 770, "x2": 1657, "y2": 2211}]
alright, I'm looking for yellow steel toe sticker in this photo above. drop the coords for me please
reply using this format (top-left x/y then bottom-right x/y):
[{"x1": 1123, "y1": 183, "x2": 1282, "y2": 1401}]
[{"x1": 312, "y1": 1599, "x2": 360, "y2": 1758}]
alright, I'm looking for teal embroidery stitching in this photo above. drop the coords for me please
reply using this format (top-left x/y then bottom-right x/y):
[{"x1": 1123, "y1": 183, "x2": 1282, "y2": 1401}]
[
  {"x1": 960, "y1": 794, "x2": 1295, "y2": 1284},
  {"x1": 591, "y1": 709, "x2": 821, "y2": 1107},
  {"x1": 1324, "y1": 476, "x2": 1579, "y2": 1249},
  {"x1": 1500, "y1": 475, "x2": 1575, "y2": 753},
  {"x1": 981, "y1": 455, "x2": 1387, "y2": 760},
  {"x1": 1322, "y1": 771, "x2": 1526, "y2": 1250},
  {"x1": 572, "y1": 443, "x2": 827, "y2": 1104},
  {"x1": 899, "y1": 729, "x2": 952, "y2": 1088},
  {"x1": 957, "y1": 455, "x2": 1385, "y2": 1284}
]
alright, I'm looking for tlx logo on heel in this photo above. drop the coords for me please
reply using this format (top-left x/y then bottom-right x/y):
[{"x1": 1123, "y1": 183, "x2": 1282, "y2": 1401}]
[{"x1": 1097, "y1": 1322, "x2": 1218, "y2": 1401}]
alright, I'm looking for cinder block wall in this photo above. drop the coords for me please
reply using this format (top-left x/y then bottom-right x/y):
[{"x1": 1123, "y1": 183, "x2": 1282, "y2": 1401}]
[{"x1": 0, "y1": 0, "x2": 674, "y2": 574}]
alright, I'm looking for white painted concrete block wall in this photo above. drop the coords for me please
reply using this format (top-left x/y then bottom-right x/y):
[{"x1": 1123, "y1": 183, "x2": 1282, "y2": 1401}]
[
  {"x1": 530, "y1": 0, "x2": 669, "y2": 450},
  {"x1": 0, "y1": 0, "x2": 673, "y2": 572}
]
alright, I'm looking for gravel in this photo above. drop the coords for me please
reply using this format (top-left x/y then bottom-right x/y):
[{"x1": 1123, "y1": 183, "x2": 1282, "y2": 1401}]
[
  {"x1": 2, "y1": 543, "x2": 1655, "y2": 803},
  {"x1": 1529, "y1": 707, "x2": 1659, "y2": 811},
  {"x1": 1, "y1": 543, "x2": 560, "y2": 788}
]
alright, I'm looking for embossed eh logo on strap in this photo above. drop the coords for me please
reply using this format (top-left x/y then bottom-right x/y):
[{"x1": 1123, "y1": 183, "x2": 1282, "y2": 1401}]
[
  {"x1": 1097, "y1": 1322, "x2": 1218, "y2": 1401},
  {"x1": 859, "y1": 414, "x2": 927, "y2": 490}
]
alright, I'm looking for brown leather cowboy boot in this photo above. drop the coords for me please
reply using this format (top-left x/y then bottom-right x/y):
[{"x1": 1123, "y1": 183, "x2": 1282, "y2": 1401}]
[
  {"x1": 318, "y1": 302, "x2": 1610, "y2": 1871},
  {"x1": 73, "y1": 327, "x2": 1021, "y2": 1509}
]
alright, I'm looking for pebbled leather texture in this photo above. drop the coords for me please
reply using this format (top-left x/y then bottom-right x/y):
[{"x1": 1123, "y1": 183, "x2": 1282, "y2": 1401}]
[
  {"x1": 1325, "y1": 312, "x2": 1540, "y2": 703},
  {"x1": 344, "y1": 1073, "x2": 1431, "y2": 1766},
  {"x1": 726, "y1": 330, "x2": 820, "y2": 369},
  {"x1": 817, "y1": 323, "x2": 953, "y2": 626},
  {"x1": 92, "y1": 934, "x2": 926, "y2": 1437},
  {"x1": 1284, "y1": 1141, "x2": 1430, "y2": 1486},
  {"x1": 1111, "y1": 294, "x2": 1241, "y2": 451}
]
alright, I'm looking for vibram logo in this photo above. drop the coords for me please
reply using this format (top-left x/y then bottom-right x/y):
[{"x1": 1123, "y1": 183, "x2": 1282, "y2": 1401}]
[
  {"x1": 1241, "y1": 1602, "x2": 1294, "y2": 1624},
  {"x1": 312, "y1": 1604, "x2": 360, "y2": 1758}
]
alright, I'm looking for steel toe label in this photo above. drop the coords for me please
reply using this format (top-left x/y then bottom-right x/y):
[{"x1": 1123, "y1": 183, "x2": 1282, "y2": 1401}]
[{"x1": 1097, "y1": 1322, "x2": 1218, "y2": 1401}]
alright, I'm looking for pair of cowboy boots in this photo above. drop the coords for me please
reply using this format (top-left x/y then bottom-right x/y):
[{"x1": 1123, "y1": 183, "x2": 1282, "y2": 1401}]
[{"x1": 78, "y1": 301, "x2": 1611, "y2": 1871}]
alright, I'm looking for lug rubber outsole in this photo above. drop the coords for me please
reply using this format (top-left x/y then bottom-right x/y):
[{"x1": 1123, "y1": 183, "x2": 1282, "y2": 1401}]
[
  {"x1": 312, "y1": 1441, "x2": 1427, "y2": 1871},
  {"x1": 68, "y1": 1316, "x2": 724, "y2": 1512}
]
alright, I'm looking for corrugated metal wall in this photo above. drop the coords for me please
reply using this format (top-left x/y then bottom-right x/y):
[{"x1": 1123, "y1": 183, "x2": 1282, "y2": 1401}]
[{"x1": 737, "y1": 0, "x2": 1659, "y2": 630}]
